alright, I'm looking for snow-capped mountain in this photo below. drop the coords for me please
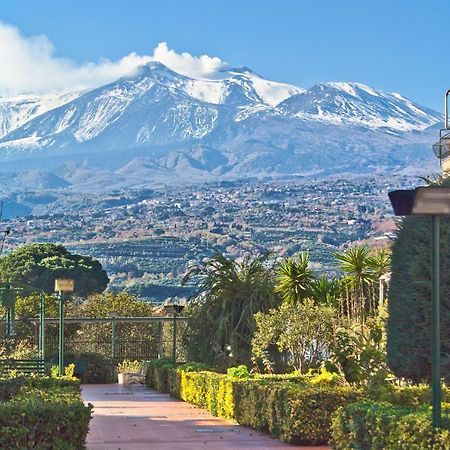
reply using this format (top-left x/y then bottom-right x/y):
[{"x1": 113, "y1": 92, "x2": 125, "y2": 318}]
[
  {"x1": 0, "y1": 61, "x2": 442, "y2": 190},
  {"x1": 278, "y1": 82, "x2": 440, "y2": 131},
  {"x1": 0, "y1": 91, "x2": 81, "y2": 139}
]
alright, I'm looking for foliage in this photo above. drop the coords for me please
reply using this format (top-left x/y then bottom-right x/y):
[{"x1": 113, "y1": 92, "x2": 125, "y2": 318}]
[
  {"x1": 387, "y1": 176, "x2": 450, "y2": 382},
  {"x1": 117, "y1": 359, "x2": 143, "y2": 374},
  {"x1": 275, "y1": 252, "x2": 315, "y2": 303},
  {"x1": 60, "y1": 351, "x2": 112, "y2": 383},
  {"x1": 326, "y1": 311, "x2": 390, "y2": 385},
  {"x1": 308, "y1": 274, "x2": 341, "y2": 307},
  {"x1": 183, "y1": 253, "x2": 279, "y2": 367},
  {"x1": 176, "y1": 361, "x2": 210, "y2": 372},
  {"x1": 146, "y1": 363, "x2": 361, "y2": 444},
  {"x1": 0, "y1": 243, "x2": 109, "y2": 296},
  {"x1": 145, "y1": 357, "x2": 175, "y2": 392},
  {"x1": 335, "y1": 245, "x2": 383, "y2": 322},
  {"x1": 69, "y1": 291, "x2": 159, "y2": 361},
  {"x1": 307, "y1": 367, "x2": 343, "y2": 386},
  {"x1": 78, "y1": 290, "x2": 154, "y2": 317},
  {"x1": 331, "y1": 401, "x2": 450, "y2": 449},
  {"x1": 227, "y1": 364, "x2": 254, "y2": 379},
  {"x1": 0, "y1": 376, "x2": 92, "y2": 449},
  {"x1": 0, "y1": 339, "x2": 39, "y2": 360},
  {"x1": 252, "y1": 300, "x2": 334, "y2": 373}
]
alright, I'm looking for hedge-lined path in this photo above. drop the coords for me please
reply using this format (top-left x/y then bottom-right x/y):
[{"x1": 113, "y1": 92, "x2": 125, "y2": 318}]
[{"x1": 82, "y1": 384, "x2": 331, "y2": 450}]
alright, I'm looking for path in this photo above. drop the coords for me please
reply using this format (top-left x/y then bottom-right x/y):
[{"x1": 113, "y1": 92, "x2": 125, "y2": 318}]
[{"x1": 82, "y1": 384, "x2": 331, "y2": 450}]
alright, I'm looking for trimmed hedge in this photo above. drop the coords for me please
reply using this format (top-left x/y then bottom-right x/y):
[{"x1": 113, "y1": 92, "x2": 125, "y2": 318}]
[
  {"x1": 332, "y1": 401, "x2": 450, "y2": 449},
  {"x1": 146, "y1": 362, "x2": 360, "y2": 444},
  {"x1": 0, "y1": 376, "x2": 92, "y2": 449}
]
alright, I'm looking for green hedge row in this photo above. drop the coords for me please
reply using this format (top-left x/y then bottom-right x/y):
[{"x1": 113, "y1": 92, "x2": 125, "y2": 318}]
[
  {"x1": 0, "y1": 376, "x2": 92, "y2": 449},
  {"x1": 332, "y1": 401, "x2": 450, "y2": 449},
  {"x1": 146, "y1": 362, "x2": 360, "y2": 444}
]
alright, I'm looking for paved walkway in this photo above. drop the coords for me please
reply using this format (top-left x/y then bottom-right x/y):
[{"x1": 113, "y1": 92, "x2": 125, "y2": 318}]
[{"x1": 82, "y1": 384, "x2": 330, "y2": 450}]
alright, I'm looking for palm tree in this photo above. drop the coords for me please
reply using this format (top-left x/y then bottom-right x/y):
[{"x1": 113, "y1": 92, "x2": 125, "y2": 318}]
[
  {"x1": 368, "y1": 248, "x2": 391, "y2": 279},
  {"x1": 309, "y1": 274, "x2": 341, "y2": 307},
  {"x1": 335, "y1": 245, "x2": 376, "y2": 322},
  {"x1": 275, "y1": 252, "x2": 315, "y2": 304},
  {"x1": 183, "y1": 253, "x2": 277, "y2": 367}
]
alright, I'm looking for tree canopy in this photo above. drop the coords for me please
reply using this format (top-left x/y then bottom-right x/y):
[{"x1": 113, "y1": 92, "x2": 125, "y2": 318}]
[
  {"x1": 387, "y1": 176, "x2": 450, "y2": 383},
  {"x1": 183, "y1": 253, "x2": 279, "y2": 367},
  {"x1": 0, "y1": 243, "x2": 109, "y2": 296}
]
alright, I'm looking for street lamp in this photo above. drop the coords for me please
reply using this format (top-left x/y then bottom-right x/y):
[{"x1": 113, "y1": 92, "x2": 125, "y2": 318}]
[
  {"x1": 54, "y1": 279, "x2": 74, "y2": 376},
  {"x1": 164, "y1": 299, "x2": 186, "y2": 366},
  {"x1": 388, "y1": 186, "x2": 450, "y2": 428}
]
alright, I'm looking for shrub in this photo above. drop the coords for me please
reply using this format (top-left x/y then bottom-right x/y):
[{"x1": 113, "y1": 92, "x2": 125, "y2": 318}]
[
  {"x1": 176, "y1": 361, "x2": 210, "y2": 372},
  {"x1": 233, "y1": 381, "x2": 360, "y2": 444},
  {"x1": 117, "y1": 359, "x2": 143, "y2": 374},
  {"x1": 62, "y1": 352, "x2": 111, "y2": 383},
  {"x1": 227, "y1": 365, "x2": 254, "y2": 379},
  {"x1": 145, "y1": 358, "x2": 175, "y2": 392},
  {"x1": 252, "y1": 300, "x2": 334, "y2": 373},
  {"x1": 256, "y1": 372, "x2": 307, "y2": 384},
  {"x1": 0, "y1": 376, "x2": 92, "y2": 449},
  {"x1": 146, "y1": 363, "x2": 360, "y2": 444},
  {"x1": 332, "y1": 401, "x2": 450, "y2": 449}
]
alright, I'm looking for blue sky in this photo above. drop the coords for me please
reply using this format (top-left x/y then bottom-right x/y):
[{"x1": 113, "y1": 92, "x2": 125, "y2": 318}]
[{"x1": 0, "y1": 0, "x2": 448, "y2": 110}]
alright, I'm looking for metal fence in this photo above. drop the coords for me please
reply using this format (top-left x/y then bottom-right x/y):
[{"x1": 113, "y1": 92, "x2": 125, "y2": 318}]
[{"x1": 45, "y1": 337, "x2": 158, "y2": 361}]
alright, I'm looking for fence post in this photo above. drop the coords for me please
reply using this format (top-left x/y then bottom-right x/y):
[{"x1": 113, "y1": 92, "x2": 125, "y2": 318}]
[
  {"x1": 158, "y1": 321, "x2": 163, "y2": 359},
  {"x1": 112, "y1": 317, "x2": 117, "y2": 381}
]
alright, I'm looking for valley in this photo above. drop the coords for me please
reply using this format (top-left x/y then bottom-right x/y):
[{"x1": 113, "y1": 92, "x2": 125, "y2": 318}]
[{"x1": 0, "y1": 174, "x2": 418, "y2": 301}]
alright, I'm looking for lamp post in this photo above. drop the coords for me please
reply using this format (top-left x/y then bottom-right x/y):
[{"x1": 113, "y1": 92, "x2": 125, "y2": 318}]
[
  {"x1": 109, "y1": 311, "x2": 119, "y2": 381},
  {"x1": 164, "y1": 300, "x2": 185, "y2": 365},
  {"x1": 54, "y1": 279, "x2": 75, "y2": 376},
  {"x1": 388, "y1": 186, "x2": 450, "y2": 428}
]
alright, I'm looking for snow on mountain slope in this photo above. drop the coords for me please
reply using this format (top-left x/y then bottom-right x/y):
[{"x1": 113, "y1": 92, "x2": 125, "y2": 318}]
[
  {"x1": 183, "y1": 67, "x2": 304, "y2": 106},
  {"x1": 278, "y1": 82, "x2": 441, "y2": 131},
  {"x1": 0, "y1": 62, "x2": 221, "y2": 150},
  {"x1": 0, "y1": 92, "x2": 81, "y2": 138},
  {"x1": 0, "y1": 62, "x2": 442, "y2": 185}
]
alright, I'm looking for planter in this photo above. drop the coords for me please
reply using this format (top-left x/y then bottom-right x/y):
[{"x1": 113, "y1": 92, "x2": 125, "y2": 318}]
[{"x1": 117, "y1": 372, "x2": 144, "y2": 385}]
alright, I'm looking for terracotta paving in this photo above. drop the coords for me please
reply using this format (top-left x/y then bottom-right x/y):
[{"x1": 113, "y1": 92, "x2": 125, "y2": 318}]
[{"x1": 82, "y1": 384, "x2": 330, "y2": 450}]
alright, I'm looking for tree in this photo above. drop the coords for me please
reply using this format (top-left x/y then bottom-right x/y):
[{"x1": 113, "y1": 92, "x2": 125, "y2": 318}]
[
  {"x1": 275, "y1": 252, "x2": 315, "y2": 303},
  {"x1": 74, "y1": 291, "x2": 158, "y2": 356},
  {"x1": 252, "y1": 300, "x2": 335, "y2": 373},
  {"x1": 0, "y1": 243, "x2": 109, "y2": 296},
  {"x1": 309, "y1": 274, "x2": 341, "y2": 307},
  {"x1": 335, "y1": 245, "x2": 378, "y2": 322},
  {"x1": 387, "y1": 177, "x2": 450, "y2": 382},
  {"x1": 183, "y1": 253, "x2": 278, "y2": 368}
]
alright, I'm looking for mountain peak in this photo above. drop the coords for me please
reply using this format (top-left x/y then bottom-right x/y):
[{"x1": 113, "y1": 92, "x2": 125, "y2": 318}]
[
  {"x1": 278, "y1": 81, "x2": 441, "y2": 131},
  {"x1": 123, "y1": 61, "x2": 184, "y2": 82}
]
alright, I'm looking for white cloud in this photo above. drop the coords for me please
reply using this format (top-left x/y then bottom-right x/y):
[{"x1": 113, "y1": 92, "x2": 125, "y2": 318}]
[
  {"x1": 0, "y1": 23, "x2": 227, "y2": 96},
  {"x1": 151, "y1": 42, "x2": 226, "y2": 78}
]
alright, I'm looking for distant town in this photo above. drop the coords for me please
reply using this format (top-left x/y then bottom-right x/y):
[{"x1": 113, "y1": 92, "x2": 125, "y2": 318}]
[{"x1": 2, "y1": 174, "x2": 419, "y2": 301}]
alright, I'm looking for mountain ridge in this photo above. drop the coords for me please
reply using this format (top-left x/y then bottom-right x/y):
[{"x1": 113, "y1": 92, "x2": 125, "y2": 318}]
[{"x1": 0, "y1": 61, "x2": 442, "y2": 191}]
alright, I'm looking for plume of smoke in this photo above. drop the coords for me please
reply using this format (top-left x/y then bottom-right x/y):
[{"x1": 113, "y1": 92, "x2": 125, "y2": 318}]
[{"x1": 0, "y1": 23, "x2": 227, "y2": 96}]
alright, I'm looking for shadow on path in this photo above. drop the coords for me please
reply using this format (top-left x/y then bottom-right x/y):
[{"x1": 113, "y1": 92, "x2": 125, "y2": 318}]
[{"x1": 82, "y1": 384, "x2": 330, "y2": 450}]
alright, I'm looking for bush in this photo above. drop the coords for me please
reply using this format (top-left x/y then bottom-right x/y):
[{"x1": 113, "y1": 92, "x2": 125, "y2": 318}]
[
  {"x1": 145, "y1": 358, "x2": 175, "y2": 392},
  {"x1": 59, "y1": 352, "x2": 112, "y2": 383},
  {"x1": 332, "y1": 401, "x2": 450, "y2": 449},
  {"x1": 227, "y1": 365, "x2": 254, "y2": 379},
  {"x1": 0, "y1": 376, "x2": 92, "y2": 449},
  {"x1": 117, "y1": 359, "x2": 143, "y2": 374},
  {"x1": 146, "y1": 363, "x2": 360, "y2": 444},
  {"x1": 234, "y1": 380, "x2": 360, "y2": 444}
]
